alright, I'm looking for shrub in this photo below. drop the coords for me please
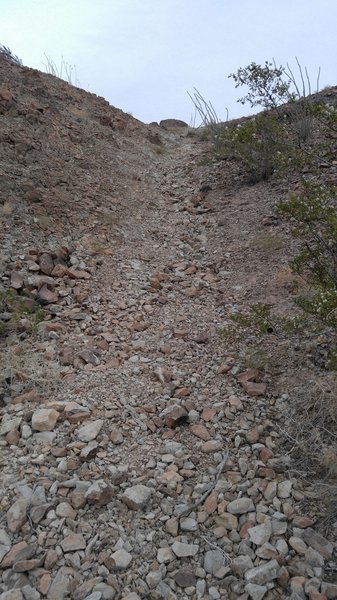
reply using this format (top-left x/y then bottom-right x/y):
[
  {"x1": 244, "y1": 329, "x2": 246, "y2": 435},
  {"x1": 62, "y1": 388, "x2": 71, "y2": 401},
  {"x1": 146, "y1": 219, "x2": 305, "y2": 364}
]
[
  {"x1": 214, "y1": 112, "x2": 289, "y2": 182},
  {"x1": 190, "y1": 59, "x2": 335, "y2": 182},
  {"x1": 277, "y1": 181, "x2": 337, "y2": 329}
]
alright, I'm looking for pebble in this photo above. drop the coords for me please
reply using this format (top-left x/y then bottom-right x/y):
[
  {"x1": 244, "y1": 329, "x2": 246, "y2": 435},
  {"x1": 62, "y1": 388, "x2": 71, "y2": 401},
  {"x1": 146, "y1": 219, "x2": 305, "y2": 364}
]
[
  {"x1": 111, "y1": 549, "x2": 133, "y2": 569},
  {"x1": 171, "y1": 542, "x2": 199, "y2": 557},
  {"x1": 77, "y1": 420, "x2": 103, "y2": 442},
  {"x1": 121, "y1": 485, "x2": 152, "y2": 510}
]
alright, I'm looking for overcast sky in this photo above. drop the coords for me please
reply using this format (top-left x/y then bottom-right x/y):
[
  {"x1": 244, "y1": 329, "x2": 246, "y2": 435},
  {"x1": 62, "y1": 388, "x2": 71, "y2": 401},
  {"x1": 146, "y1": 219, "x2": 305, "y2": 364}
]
[{"x1": 2, "y1": 0, "x2": 336, "y2": 124}]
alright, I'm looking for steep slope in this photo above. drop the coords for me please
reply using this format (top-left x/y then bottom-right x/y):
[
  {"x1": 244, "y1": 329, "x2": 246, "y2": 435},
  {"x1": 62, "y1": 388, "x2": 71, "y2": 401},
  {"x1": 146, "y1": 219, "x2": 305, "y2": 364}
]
[{"x1": 0, "y1": 55, "x2": 336, "y2": 600}]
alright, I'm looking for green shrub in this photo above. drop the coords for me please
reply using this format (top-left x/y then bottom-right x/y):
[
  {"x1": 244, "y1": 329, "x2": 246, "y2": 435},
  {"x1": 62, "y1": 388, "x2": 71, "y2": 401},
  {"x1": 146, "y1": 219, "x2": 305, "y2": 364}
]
[
  {"x1": 277, "y1": 182, "x2": 337, "y2": 328},
  {"x1": 214, "y1": 112, "x2": 289, "y2": 182}
]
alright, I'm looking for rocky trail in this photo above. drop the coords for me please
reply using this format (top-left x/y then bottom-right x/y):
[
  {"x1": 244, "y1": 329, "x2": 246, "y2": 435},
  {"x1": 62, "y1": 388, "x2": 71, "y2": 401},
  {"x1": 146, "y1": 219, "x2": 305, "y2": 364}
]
[{"x1": 0, "y1": 55, "x2": 336, "y2": 600}]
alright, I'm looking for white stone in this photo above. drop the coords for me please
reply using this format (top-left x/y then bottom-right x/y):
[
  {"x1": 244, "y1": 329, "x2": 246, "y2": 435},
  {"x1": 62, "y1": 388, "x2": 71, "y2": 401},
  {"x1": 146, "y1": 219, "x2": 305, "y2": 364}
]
[
  {"x1": 180, "y1": 517, "x2": 198, "y2": 531},
  {"x1": 0, "y1": 417, "x2": 22, "y2": 436},
  {"x1": 146, "y1": 570, "x2": 163, "y2": 588},
  {"x1": 245, "y1": 560, "x2": 280, "y2": 585},
  {"x1": 157, "y1": 547, "x2": 173, "y2": 564},
  {"x1": 227, "y1": 497, "x2": 255, "y2": 514},
  {"x1": 171, "y1": 541, "x2": 199, "y2": 557},
  {"x1": 121, "y1": 485, "x2": 152, "y2": 510},
  {"x1": 6, "y1": 498, "x2": 28, "y2": 532},
  {"x1": 77, "y1": 419, "x2": 103, "y2": 442},
  {"x1": 111, "y1": 548, "x2": 132, "y2": 569},
  {"x1": 248, "y1": 520, "x2": 272, "y2": 546},
  {"x1": 245, "y1": 583, "x2": 268, "y2": 600},
  {"x1": 277, "y1": 480, "x2": 292, "y2": 498}
]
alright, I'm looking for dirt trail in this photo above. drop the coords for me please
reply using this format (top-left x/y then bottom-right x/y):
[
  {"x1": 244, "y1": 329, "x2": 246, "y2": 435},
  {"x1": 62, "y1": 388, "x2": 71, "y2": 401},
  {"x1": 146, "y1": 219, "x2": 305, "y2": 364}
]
[{"x1": 0, "y1": 56, "x2": 336, "y2": 600}]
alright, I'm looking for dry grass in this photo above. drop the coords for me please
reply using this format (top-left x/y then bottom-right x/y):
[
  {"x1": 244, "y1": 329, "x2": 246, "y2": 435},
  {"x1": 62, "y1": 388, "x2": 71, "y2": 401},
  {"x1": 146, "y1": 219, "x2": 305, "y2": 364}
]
[
  {"x1": 0, "y1": 335, "x2": 63, "y2": 398},
  {"x1": 279, "y1": 374, "x2": 337, "y2": 533},
  {"x1": 250, "y1": 232, "x2": 284, "y2": 252}
]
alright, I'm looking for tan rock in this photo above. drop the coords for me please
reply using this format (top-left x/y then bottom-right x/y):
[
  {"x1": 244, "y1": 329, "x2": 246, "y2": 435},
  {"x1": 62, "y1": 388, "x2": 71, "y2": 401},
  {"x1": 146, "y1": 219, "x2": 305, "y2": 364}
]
[{"x1": 31, "y1": 408, "x2": 60, "y2": 431}]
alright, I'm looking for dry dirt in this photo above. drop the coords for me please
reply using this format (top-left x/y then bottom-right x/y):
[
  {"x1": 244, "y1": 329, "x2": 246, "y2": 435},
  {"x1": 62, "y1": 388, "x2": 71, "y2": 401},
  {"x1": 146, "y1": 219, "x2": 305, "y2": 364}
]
[{"x1": 0, "y1": 54, "x2": 336, "y2": 600}]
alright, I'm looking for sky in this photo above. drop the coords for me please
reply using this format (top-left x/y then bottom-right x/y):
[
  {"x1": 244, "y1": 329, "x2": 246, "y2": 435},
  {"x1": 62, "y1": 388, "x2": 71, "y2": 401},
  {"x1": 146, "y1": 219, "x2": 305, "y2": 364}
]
[{"x1": 1, "y1": 0, "x2": 336, "y2": 124}]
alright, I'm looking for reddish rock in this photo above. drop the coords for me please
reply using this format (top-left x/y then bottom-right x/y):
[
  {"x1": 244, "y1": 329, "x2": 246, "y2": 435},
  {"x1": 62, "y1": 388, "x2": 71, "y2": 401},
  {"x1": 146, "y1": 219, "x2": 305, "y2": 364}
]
[
  {"x1": 166, "y1": 517, "x2": 179, "y2": 536},
  {"x1": 201, "y1": 407, "x2": 216, "y2": 421},
  {"x1": 246, "y1": 428, "x2": 260, "y2": 443},
  {"x1": 1, "y1": 541, "x2": 28, "y2": 568},
  {"x1": 260, "y1": 448, "x2": 274, "y2": 463},
  {"x1": 37, "y1": 573, "x2": 52, "y2": 595},
  {"x1": 164, "y1": 405, "x2": 188, "y2": 428},
  {"x1": 190, "y1": 423, "x2": 211, "y2": 441},
  {"x1": 292, "y1": 515, "x2": 314, "y2": 528},
  {"x1": 277, "y1": 566, "x2": 290, "y2": 588},
  {"x1": 67, "y1": 267, "x2": 91, "y2": 279},
  {"x1": 5, "y1": 429, "x2": 20, "y2": 445},
  {"x1": 51, "y1": 263, "x2": 68, "y2": 277},
  {"x1": 309, "y1": 592, "x2": 328, "y2": 600},
  {"x1": 12, "y1": 388, "x2": 42, "y2": 404},
  {"x1": 242, "y1": 381, "x2": 267, "y2": 397},
  {"x1": 176, "y1": 387, "x2": 190, "y2": 397},
  {"x1": 204, "y1": 491, "x2": 218, "y2": 514},
  {"x1": 239, "y1": 520, "x2": 254, "y2": 539},
  {"x1": 237, "y1": 369, "x2": 260, "y2": 383}
]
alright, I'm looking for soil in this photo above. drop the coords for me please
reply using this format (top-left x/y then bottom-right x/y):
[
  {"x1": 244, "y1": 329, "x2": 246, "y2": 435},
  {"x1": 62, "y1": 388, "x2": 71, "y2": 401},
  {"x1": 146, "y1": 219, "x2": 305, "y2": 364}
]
[{"x1": 0, "y1": 53, "x2": 336, "y2": 600}]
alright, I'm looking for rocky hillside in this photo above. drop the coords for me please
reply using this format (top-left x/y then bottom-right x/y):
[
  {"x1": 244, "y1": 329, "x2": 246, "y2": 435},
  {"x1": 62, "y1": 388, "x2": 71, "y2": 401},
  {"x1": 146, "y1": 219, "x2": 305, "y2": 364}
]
[{"x1": 0, "y1": 53, "x2": 336, "y2": 600}]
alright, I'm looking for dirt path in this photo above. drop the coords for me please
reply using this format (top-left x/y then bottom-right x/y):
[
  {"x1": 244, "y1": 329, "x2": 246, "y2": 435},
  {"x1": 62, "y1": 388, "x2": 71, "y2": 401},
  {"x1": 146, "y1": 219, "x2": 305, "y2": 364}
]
[{"x1": 0, "y1": 57, "x2": 336, "y2": 600}]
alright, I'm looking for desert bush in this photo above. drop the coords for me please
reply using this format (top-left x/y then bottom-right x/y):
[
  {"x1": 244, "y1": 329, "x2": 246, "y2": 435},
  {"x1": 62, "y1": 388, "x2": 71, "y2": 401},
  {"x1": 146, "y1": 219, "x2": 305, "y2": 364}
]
[
  {"x1": 215, "y1": 112, "x2": 289, "y2": 182},
  {"x1": 277, "y1": 182, "x2": 337, "y2": 329},
  {"x1": 191, "y1": 59, "x2": 334, "y2": 181}
]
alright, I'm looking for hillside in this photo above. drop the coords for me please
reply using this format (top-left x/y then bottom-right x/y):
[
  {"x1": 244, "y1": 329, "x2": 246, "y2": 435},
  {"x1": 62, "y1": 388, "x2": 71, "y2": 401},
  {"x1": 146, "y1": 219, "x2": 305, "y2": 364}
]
[{"x1": 0, "y1": 53, "x2": 336, "y2": 600}]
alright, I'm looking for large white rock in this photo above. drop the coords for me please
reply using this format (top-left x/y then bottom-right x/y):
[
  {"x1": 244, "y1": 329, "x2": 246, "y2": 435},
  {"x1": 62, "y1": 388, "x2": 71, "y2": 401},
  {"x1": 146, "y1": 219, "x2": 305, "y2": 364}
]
[
  {"x1": 31, "y1": 409, "x2": 59, "y2": 432},
  {"x1": 111, "y1": 548, "x2": 132, "y2": 569},
  {"x1": 245, "y1": 559, "x2": 280, "y2": 585},
  {"x1": 77, "y1": 420, "x2": 103, "y2": 442},
  {"x1": 227, "y1": 497, "x2": 254, "y2": 514},
  {"x1": 121, "y1": 485, "x2": 152, "y2": 510},
  {"x1": 171, "y1": 541, "x2": 199, "y2": 558}
]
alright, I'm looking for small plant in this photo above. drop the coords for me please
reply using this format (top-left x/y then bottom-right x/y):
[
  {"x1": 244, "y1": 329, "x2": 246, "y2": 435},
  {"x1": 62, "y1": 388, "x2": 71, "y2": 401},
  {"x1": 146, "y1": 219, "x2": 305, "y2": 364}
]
[
  {"x1": 0, "y1": 44, "x2": 22, "y2": 66},
  {"x1": 43, "y1": 54, "x2": 80, "y2": 87},
  {"x1": 0, "y1": 287, "x2": 46, "y2": 336}
]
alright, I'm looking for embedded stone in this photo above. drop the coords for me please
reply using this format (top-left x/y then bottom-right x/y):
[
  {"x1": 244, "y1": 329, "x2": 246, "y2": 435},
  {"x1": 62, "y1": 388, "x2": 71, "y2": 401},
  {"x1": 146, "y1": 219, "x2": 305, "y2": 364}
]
[
  {"x1": 227, "y1": 497, "x2": 255, "y2": 514},
  {"x1": 85, "y1": 480, "x2": 115, "y2": 506},
  {"x1": 31, "y1": 408, "x2": 59, "y2": 432},
  {"x1": 121, "y1": 485, "x2": 152, "y2": 510},
  {"x1": 78, "y1": 419, "x2": 103, "y2": 442}
]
